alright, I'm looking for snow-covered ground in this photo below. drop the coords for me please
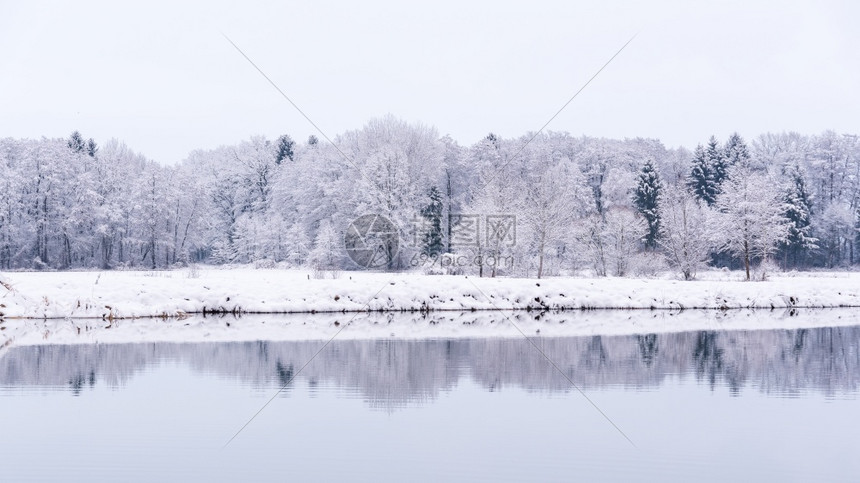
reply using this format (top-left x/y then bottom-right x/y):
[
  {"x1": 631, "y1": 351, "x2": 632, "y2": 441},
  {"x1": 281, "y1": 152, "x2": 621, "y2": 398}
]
[{"x1": 1, "y1": 267, "x2": 859, "y2": 320}]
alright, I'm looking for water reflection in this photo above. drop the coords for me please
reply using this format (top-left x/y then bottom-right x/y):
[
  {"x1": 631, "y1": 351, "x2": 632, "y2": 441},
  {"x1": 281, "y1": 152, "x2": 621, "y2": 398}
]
[{"x1": 2, "y1": 325, "x2": 858, "y2": 404}]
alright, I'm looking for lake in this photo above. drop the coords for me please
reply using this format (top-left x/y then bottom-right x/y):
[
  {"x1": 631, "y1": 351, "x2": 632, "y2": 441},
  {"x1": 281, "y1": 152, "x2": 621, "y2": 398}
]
[{"x1": 1, "y1": 317, "x2": 858, "y2": 481}]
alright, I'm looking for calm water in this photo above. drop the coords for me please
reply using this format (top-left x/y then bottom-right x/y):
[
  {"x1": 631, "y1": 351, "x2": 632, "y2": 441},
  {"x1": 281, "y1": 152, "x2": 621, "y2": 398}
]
[{"x1": 1, "y1": 321, "x2": 859, "y2": 481}]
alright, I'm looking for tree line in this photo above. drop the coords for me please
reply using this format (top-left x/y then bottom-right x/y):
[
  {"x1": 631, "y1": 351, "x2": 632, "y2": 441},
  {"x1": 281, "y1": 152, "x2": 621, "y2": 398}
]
[{"x1": 1, "y1": 117, "x2": 858, "y2": 279}]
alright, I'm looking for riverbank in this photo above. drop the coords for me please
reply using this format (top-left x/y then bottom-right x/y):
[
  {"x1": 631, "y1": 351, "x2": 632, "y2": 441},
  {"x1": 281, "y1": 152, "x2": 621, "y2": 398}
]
[
  {"x1": 1, "y1": 268, "x2": 859, "y2": 320},
  {"x1": 3, "y1": 308, "x2": 860, "y2": 350}
]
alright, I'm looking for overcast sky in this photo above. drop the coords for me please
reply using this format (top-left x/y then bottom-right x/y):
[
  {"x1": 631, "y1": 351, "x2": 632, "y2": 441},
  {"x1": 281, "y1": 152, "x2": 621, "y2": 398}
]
[{"x1": 1, "y1": 0, "x2": 858, "y2": 164}]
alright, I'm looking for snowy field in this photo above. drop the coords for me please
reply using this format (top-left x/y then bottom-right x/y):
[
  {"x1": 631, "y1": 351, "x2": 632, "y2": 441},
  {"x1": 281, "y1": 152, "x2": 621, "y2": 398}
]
[{"x1": 1, "y1": 267, "x2": 859, "y2": 320}]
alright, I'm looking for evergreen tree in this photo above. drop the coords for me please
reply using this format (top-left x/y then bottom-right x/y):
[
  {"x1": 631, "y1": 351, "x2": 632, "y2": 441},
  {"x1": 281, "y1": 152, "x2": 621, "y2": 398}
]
[
  {"x1": 307, "y1": 134, "x2": 318, "y2": 146},
  {"x1": 67, "y1": 131, "x2": 86, "y2": 153},
  {"x1": 719, "y1": 133, "x2": 749, "y2": 183},
  {"x1": 706, "y1": 136, "x2": 729, "y2": 188},
  {"x1": 420, "y1": 186, "x2": 444, "y2": 256},
  {"x1": 484, "y1": 132, "x2": 499, "y2": 149},
  {"x1": 86, "y1": 138, "x2": 98, "y2": 158},
  {"x1": 780, "y1": 166, "x2": 817, "y2": 267},
  {"x1": 633, "y1": 159, "x2": 663, "y2": 248},
  {"x1": 688, "y1": 144, "x2": 716, "y2": 205},
  {"x1": 274, "y1": 134, "x2": 295, "y2": 164}
]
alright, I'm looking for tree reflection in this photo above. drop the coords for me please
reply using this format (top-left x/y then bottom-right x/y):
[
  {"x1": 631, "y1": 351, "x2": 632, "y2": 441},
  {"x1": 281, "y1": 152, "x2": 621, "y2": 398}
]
[{"x1": 2, "y1": 326, "x2": 859, "y2": 406}]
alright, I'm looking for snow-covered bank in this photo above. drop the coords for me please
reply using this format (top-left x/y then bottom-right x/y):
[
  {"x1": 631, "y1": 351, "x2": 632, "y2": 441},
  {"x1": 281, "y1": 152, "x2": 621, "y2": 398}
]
[
  {"x1": 2, "y1": 309, "x2": 860, "y2": 350},
  {"x1": 1, "y1": 268, "x2": 860, "y2": 320}
]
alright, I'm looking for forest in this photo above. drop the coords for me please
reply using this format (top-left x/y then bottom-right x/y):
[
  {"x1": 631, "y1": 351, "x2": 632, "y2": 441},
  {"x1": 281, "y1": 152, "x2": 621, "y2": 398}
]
[{"x1": 1, "y1": 116, "x2": 857, "y2": 279}]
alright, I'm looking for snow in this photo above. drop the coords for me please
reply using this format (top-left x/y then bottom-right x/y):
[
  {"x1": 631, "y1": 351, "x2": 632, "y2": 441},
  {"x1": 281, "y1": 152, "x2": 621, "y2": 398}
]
[
  {"x1": 2, "y1": 267, "x2": 860, "y2": 352},
  {"x1": 1, "y1": 268, "x2": 859, "y2": 321},
  {"x1": 2, "y1": 307, "x2": 859, "y2": 351}
]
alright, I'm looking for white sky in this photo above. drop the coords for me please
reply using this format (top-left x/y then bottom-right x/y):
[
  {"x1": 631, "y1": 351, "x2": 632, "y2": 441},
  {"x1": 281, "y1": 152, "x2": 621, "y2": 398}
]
[{"x1": 1, "y1": 0, "x2": 858, "y2": 164}]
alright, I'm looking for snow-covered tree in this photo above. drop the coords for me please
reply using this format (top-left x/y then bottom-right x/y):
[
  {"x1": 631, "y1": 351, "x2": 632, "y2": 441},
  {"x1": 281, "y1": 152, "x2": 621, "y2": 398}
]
[
  {"x1": 719, "y1": 133, "x2": 749, "y2": 185},
  {"x1": 572, "y1": 214, "x2": 608, "y2": 276},
  {"x1": 603, "y1": 208, "x2": 647, "y2": 277},
  {"x1": 86, "y1": 138, "x2": 98, "y2": 158},
  {"x1": 347, "y1": 116, "x2": 442, "y2": 268},
  {"x1": 779, "y1": 166, "x2": 817, "y2": 268},
  {"x1": 0, "y1": 140, "x2": 28, "y2": 269},
  {"x1": 659, "y1": 190, "x2": 716, "y2": 280},
  {"x1": 1, "y1": 122, "x2": 859, "y2": 276},
  {"x1": 706, "y1": 136, "x2": 727, "y2": 188},
  {"x1": 67, "y1": 131, "x2": 87, "y2": 154},
  {"x1": 814, "y1": 203, "x2": 855, "y2": 268},
  {"x1": 520, "y1": 156, "x2": 588, "y2": 278},
  {"x1": 715, "y1": 166, "x2": 790, "y2": 280},
  {"x1": 420, "y1": 186, "x2": 443, "y2": 257},
  {"x1": 274, "y1": 134, "x2": 295, "y2": 164},
  {"x1": 633, "y1": 159, "x2": 663, "y2": 248},
  {"x1": 855, "y1": 209, "x2": 860, "y2": 265},
  {"x1": 234, "y1": 136, "x2": 277, "y2": 214},
  {"x1": 688, "y1": 144, "x2": 716, "y2": 206},
  {"x1": 809, "y1": 130, "x2": 852, "y2": 205},
  {"x1": 308, "y1": 220, "x2": 344, "y2": 270},
  {"x1": 463, "y1": 134, "x2": 517, "y2": 277},
  {"x1": 282, "y1": 223, "x2": 311, "y2": 266},
  {"x1": 572, "y1": 209, "x2": 645, "y2": 277},
  {"x1": 439, "y1": 135, "x2": 473, "y2": 253}
]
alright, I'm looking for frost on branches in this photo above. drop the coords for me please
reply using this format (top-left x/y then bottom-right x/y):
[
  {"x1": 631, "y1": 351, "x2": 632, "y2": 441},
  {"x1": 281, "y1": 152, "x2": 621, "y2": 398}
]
[{"x1": 0, "y1": 125, "x2": 858, "y2": 279}]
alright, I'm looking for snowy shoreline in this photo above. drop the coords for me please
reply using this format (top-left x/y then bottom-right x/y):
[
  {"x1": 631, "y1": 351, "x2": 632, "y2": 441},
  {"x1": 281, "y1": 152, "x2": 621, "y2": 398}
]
[
  {"x1": 1, "y1": 268, "x2": 859, "y2": 321},
  {"x1": 2, "y1": 268, "x2": 860, "y2": 352},
  {"x1": 2, "y1": 308, "x2": 860, "y2": 352}
]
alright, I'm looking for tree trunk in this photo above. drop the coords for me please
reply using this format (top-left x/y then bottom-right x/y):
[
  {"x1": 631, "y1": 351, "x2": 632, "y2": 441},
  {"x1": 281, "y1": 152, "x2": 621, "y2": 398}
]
[
  {"x1": 150, "y1": 235, "x2": 157, "y2": 269},
  {"x1": 446, "y1": 172, "x2": 453, "y2": 254},
  {"x1": 537, "y1": 231, "x2": 546, "y2": 279},
  {"x1": 62, "y1": 233, "x2": 72, "y2": 269},
  {"x1": 101, "y1": 235, "x2": 112, "y2": 269}
]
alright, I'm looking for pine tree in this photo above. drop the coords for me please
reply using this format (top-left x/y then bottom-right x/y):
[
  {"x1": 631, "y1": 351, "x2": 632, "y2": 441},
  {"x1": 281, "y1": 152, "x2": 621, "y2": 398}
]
[
  {"x1": 633, "y1": 159, "x2": 663, "y2": 248},
  {"x1": 274, "y1": 134, "x2": 295, "y2": 164},
  {"x1": 688, "y1": 144, "x2": 716, "y2": 206},
  {"x1": 719, "y1": 133, "x2": 749, "y2": 184},
  {"x1": 484, "y1": 132, "x2": 500, "y2": 149},
  {"x1": 706, "y1": 136, "x2": 729, "y2": 188},
  {"x1": 420, "y1": 186, "x2": 444, "y2": 256},
  {"x1": 780, "y1": 166, "x2": 817, "y2": 267},
  {"x1": 307, "y1": 134, "x2": 318, "y2": 146},
  {"x1": 86, "y1": 138, "x2": 98, "y2": 158},
  {"x1": 67, "y1": 131, "x2": 86, "y2": 153}
]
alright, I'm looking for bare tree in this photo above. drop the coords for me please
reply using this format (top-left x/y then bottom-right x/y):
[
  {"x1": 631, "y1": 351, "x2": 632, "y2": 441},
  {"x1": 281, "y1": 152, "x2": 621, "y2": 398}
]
[
  {"x1": 715, "y1": 166, "x2": 789, "y2": 280},
  {"x1": 659, "y1": 190, "x2": 717, "y2": 280}
]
